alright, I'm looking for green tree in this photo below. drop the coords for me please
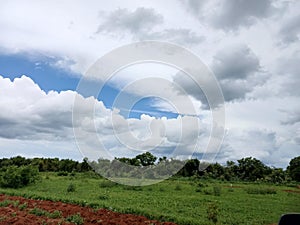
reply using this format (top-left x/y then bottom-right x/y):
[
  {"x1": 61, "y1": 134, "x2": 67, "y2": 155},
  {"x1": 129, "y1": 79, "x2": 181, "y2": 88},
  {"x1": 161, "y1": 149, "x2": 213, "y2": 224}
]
[
  {"x1": 135, "y1": 152, "x2": 157, "y2": 166},
  {"x1": 0, "y1": 165, "x2": 39, "y2": 188},
  {"x1": 287, "y1": 156, "x2": 300, "y2": 182},
  {"x1": 237, "y1": 157, "x2": 271, "y2": 181}
]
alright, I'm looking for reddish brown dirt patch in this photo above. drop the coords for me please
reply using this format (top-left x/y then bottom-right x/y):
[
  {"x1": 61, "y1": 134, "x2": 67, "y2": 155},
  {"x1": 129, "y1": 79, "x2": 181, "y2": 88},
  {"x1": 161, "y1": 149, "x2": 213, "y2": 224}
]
[
  {"x1": 0, "y1": 194, "x2": 178, "y2": 225},
  {"x1": 283, "y1": 189, "x2": 300, "y2": 194}
]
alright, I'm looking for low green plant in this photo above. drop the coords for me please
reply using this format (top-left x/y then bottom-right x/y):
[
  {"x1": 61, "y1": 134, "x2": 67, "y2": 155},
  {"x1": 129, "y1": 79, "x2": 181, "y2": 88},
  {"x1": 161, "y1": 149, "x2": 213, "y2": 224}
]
[
  {"x1": 18, "y1": 202, "x2": 28, "y2": 210},
  {"x1": 207, "y1": 201, "x2": 219, "y2": 225},
  {"x1": 99, "y1": 180, "x2": 117, "y2": 188},
  {"x1": 67, "y1": 183, "x2": 76, "y2": 192},
  {"x1": 245, "y1": 187, "x2": 276, "y2": 195},
  {"x1": 213, "y1": 186, "x2": 222, "y2": 196},
  {"x1": 57, "y1": 171, "x2": 68, "y2": 176},
  {"x1": 65, "y1": 213, "x2": 84, "y2": 225},
  {"x1": 0, "y1": 200, "x2": 12, "y2": 207},
  {"x1": 48, "y1": 210, "x2": 62, "y2": 219},
  {"x1": 30, "y1": 207, "x2": 48, "y2": 216},
  {"x1": 175, "y1": 184, "x2": 182, "y2": 191}
]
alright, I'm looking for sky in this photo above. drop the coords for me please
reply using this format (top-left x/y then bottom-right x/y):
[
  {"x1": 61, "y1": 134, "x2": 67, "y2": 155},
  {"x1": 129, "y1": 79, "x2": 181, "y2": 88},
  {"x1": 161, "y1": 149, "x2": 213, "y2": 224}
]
[{"x1": 0, "y1": 0, "x2": 299, "y2": 168}]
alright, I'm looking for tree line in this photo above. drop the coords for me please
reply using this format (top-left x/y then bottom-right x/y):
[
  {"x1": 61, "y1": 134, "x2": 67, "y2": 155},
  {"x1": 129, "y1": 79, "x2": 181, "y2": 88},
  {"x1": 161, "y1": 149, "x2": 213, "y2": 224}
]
[{"x1": 0, "y1": 154, "x2": 299, "y2": 183}]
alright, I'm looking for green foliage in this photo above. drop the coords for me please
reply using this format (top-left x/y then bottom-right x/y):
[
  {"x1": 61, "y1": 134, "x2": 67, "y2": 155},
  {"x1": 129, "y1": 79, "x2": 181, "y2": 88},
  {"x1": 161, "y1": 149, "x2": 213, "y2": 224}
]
[
  {"x1": 213, "y1": 186, "x2": 222, "y2": 196},
  {"x1": 237, "y1": 157, "x2": 272, "y2": 181},
  {"x1": 65, "y1": 213, "x2": 84, "y2": 225},
  {"x1": 245, "y1": 187, "x2": 277, "y2": 195},
  {"x1": 287, "y1": 156, "x2": 300, "y2": 182},
  {"x1": 67, "y1": 183, "x2": 76, "y2": 192},
  {"x1": 30, "y1": 207, "x2": 62, "y2": 219},
  {"x1": 0, "y1": 173, "x2": 299, "y2": 225},
  {"x1": 48, "y1": 210, "x2": 62, "y2": 219},
  {"x1": 0, "y1": 165, "x2": 39, "y2": 188},
  {"x1": 30, "y1": 207, "x2": 48, "y2": 216},
  {"x1": 57, "y1": 171, "x2": 68, "y2": 176},
  {"x1": 0, "y1": 199, "x2": 13, "y2": 207},
  {"x1": 18, "y1": 202, "x2": 28, "y2": 210},
  {"x1": 207, "y1": 201, "x2": 219, "y2": 224},
  {"x1": 99, "y1": 180, "x2": 117, "y2": 188},
  {"x1": 175, "y1": 184, "x2": 182, "y2": 191}
]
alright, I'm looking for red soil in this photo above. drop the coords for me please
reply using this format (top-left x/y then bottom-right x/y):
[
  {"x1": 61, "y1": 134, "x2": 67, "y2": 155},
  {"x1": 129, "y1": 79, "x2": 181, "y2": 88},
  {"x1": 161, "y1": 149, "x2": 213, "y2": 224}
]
[
  {"x1": 0, "y1": 194, "x2": 178, "y2": 225},
  {"x1": 282, "y1": 189, "x2": 300, "y2": 194}
]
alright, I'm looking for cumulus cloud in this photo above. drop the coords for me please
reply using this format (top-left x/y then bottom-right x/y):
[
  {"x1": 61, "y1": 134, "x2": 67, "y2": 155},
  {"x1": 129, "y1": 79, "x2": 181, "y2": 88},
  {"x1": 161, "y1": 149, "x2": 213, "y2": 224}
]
[
  {"x1": 279, "y1": 15, "x2": 300, "y2": 44},
  {"x1": 96, "y1": 7, "x2": 204, "y2": 45},
  {"x1": 212, "y1": 45, "x2": 260, "y2": 80},
  {"x1": 173, "y1": 44, "x2": 264, "y2": 103},
  {"x1": 0, "y1": 75, "x2": 210, "y2": 160},
  {"x1": 181, "y1": 0, "x2": 275, "y2": 31},
  {"x1": 210, "y1": 0, "x2": 274, "y2": 30}
]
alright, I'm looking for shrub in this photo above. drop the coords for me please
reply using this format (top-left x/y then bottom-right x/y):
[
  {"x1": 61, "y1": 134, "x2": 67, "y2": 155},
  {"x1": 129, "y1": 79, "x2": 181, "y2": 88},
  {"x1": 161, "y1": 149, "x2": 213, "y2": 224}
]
[
  {"x1": 65, "y1": 213, "x2": 84, "y2": 225},
  {"x1": 18, "y1": 203, "x2": 28, "y2": 211},
  {"x1": 99, "y1": 180, "x2": 117, "y2": 188},
  {"x1": 0, "y1": 165, "x2": 39, "y2": 188},
  {"x1": 213, "y1": 186, "x2": 222, "y2": 196},
  {"x1": 30, "y1": 207, "x2": 47, "y2": 216},
  {"x1": 48, "y1": 210, "x2": 62, "y2": 219},
  {"x1": 175, "y1": 184, "x2": 182, "y2": 191},
  {"x1": 245, "y1": 187, "x2": 277, "y2": 195},
  {"x1": 67, "y1": 183, "x2": 76, "y2": 192},
  {"x1": 98, "y1": 194, "x2": 109, "y2": 200},
  {"x1": 207, "y1": 202, "x2": 219, "y2": 224},
  {"x1": 203, "y1": 188, "x2": 213, "y2": 195},
  {"x1": 57, "y1": 171, "x2": 68, "y2": 176}
]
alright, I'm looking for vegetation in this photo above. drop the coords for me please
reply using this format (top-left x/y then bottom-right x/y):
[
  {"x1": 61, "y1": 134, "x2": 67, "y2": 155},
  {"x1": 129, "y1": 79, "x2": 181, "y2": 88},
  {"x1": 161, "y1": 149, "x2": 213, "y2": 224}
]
[
  {"x1": 0, "y1": 154, "x2": 299, "y2": 183},
  {"x1": 0, "y1": 172, "x2": 299, "y2": 225},
  {"x1": 0, "y1": 165, "x2": 39, "y2": 188},
  {"x1": 65, "y1": 213, "x2": 84, "y2": 225},
  {"x1": 0, "y1": 155, "x2": 299, "y2": 224},
  {"x1": 287, "y1": 156, "x2": 300, "y2": 182}
]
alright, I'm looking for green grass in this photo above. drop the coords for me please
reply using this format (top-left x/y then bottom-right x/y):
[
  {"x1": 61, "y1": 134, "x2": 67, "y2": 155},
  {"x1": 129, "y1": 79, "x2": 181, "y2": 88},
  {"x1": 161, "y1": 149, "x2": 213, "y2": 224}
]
[{"x1": 0, "y1": 172, "x2": 299, "y2": 225}]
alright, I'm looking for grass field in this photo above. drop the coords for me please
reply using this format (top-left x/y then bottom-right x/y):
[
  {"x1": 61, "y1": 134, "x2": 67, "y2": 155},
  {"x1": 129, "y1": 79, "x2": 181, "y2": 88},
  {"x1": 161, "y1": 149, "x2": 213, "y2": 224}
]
[{"x1": 0, "y1": 172, "x2": 299, "y2": 225}]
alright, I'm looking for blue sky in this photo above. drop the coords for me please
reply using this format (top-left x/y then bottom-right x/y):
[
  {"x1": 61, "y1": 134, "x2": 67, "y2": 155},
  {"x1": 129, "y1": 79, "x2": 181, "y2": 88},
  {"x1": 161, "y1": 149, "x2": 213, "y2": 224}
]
[
  {"x1": 0, "y1": 0, "x2": 299, "y2": 168},
  {"x1": 0, "y1": 53, "x2": 178, "y2": 119}
]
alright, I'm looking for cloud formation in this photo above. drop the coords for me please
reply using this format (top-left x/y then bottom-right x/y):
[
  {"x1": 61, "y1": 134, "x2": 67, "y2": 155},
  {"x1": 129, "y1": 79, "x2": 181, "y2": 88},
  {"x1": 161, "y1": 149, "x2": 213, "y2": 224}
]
[{"x1": 97, "y1": 7, "x2": 163, "y2": 35}]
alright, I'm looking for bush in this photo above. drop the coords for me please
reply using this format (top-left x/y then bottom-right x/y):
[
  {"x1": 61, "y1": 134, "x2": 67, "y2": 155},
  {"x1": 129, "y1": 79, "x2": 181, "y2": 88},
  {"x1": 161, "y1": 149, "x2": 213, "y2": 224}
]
[
  {"x1": 245, "y1": 187, "x2": 277, "y2": 195},
  {"x1": 207, "y1": 201, "x2": 219, "y2": 224},
  {"x1": 0, "y1": 165, "x2": 39, "y2": 188},
  {"x1": 67, "y1": 183, "x2": 76, "y2": 192},
  {"x1": 213, "y1": 186, "x2": 222, "y2": 196},
  {"x1": 66, "y1": 213, "x2": 84, "y2": 225},
  {"x1": 175, "y1": 184, "x2": 182, "y2": 191},
  {"x1": 57, "y1": 171, "x2": 68, "y2": 176},
  {"x1": 99, "y1": 180, "x2": 117, "y2": 188}
]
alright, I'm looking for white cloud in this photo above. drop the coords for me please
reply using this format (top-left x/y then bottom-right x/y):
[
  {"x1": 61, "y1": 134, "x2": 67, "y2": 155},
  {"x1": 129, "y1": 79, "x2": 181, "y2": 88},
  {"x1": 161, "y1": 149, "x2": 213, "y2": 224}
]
[
  {"x1": 0, "y1": 0, "x2": 299, "y2": 167},
  {"x1": 0, "y1": 75, "x2": 210, "y2": 161}
]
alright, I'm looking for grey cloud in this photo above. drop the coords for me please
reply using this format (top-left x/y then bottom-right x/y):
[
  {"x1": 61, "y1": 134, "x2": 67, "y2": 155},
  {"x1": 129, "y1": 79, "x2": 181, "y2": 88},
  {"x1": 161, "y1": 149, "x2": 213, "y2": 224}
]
[
  {"x1": 97, "y1": 7, "x2": 163, "y2": 35},
  {"x1": 219, "y1": 79, "x2": 252, "y2": 102},
  {"x1": 174, "y1": 44, "x2": 263, "y2": 104},
  {"x1": 180, "y1": 0, "x2": 207, "y2": 17},
  {"x1": 276, "y1": 52, "x2": 300, "y2": 96},
  {"x1": 182, "y1": 0, "x2": 274, "y2": 31},
  {"x1": 281, "y1": 111, "x2": 300, "y2": 125},
  {"x1": 97, "y1": 7, "x2": 203, "y2": 45},
  {"x1": 212, "y1": 45, "x2": 260, "y2": 80},
  {"x1": 211, "y1": 0, "x2": 274, "y2": 30},
  {"x1": 143, "y1": 28, "x2": 204, "y2": 45},
  {"x1": 279, "y1": 15, "x2": 300, "y2": 44}
]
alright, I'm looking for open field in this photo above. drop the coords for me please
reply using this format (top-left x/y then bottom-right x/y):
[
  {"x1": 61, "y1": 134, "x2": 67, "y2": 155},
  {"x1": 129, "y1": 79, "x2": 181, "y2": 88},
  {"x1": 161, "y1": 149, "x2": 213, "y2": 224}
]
[{"x1": 0, "y1": 172, "x2": 299, "y2": 225}]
